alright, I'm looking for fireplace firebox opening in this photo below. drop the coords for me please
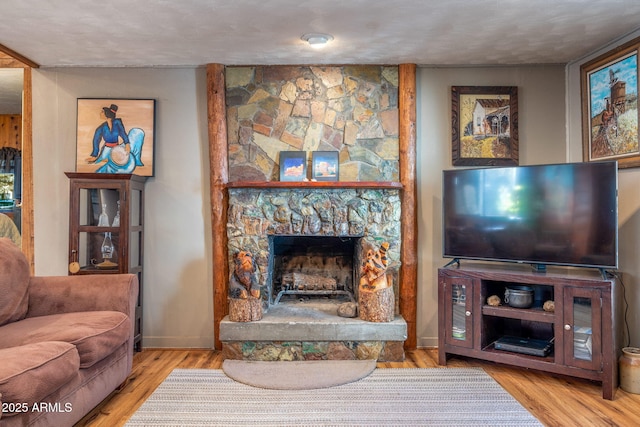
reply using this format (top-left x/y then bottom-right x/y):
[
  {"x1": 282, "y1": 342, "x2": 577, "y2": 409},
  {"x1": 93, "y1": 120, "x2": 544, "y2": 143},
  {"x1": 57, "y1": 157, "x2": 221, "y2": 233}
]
[{"x1": 268, "y1": 235, "x2": 362, "y2": 306}]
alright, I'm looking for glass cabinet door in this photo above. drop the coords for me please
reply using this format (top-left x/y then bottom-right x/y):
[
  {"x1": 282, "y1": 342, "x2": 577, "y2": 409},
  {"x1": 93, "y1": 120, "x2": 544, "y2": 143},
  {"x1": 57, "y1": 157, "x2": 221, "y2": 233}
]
[
  {"x1": 564, "y1": 287, "x2": 602, "y2": 370},
  {"x1": 75, "y1": 187, "x2": 122, "y2": 271},
  {"x1": 445, "y1": 276, "x2": 474, "y2": 348},
  {"x1": 77, "y1": 231, "x2": 120, "y2": 269},
  {"x1": 78, "y1": 188, "x2": 120, "y2": 227}
]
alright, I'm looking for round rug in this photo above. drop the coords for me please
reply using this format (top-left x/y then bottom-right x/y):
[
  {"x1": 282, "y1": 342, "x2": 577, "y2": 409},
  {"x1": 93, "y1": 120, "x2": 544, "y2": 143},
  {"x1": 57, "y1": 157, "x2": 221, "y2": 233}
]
[{"x1": 222, "y1": 359, "x2": 376, "y2": 390}]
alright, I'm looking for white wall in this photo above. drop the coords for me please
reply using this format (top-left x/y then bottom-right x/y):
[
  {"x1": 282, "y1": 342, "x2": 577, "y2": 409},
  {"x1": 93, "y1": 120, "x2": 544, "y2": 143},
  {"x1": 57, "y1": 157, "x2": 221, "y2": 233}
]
[
  {"x1": 415, "y1": 65, "x2": 566, "y2": 346},
  {"x1": 32, "y1": 67, "x2": 214, "y2": 348},
  {"x1": 567, "y1": 29, "x2": 640, "y2": 349}
]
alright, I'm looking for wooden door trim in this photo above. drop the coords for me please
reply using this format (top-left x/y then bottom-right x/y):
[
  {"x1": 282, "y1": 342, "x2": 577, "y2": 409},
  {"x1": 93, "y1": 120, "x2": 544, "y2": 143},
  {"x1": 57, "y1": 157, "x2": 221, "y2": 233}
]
[{"x1": 0, "y1": 52, "x2": 34, "y2": 272}]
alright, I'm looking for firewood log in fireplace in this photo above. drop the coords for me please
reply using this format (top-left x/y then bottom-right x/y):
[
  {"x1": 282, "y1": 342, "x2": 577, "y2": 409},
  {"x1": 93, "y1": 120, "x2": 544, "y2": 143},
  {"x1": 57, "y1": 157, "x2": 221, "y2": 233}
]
[
  {"x1": 281, "y1": 272, "x2": 338, "y2": 291},
  {"x1": 273, "y1": 272, "x2": 354, "y2": 304}
]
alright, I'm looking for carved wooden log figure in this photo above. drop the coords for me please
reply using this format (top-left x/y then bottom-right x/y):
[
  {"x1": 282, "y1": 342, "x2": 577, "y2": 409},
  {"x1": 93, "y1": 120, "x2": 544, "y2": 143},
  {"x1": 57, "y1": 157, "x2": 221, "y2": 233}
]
[
  {"x1": 359, "y1": 242, "x2": 390, "y2": 291},
  {"x1": 229, "y1": 250, "x2": 260, "y2": 299},
  {"x1": 359, "y1": 242, "x2": 395, "y2": 322},
  {"x1": 228, "y1": 250, "x2": 262, "y2": 322}
]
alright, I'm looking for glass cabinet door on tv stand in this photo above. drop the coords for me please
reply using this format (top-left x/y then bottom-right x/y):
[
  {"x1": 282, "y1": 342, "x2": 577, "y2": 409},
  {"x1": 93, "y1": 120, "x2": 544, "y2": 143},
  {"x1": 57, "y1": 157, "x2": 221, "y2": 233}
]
[
  {"x1": 66, "y1": 172, "x2": 146, "y2": 351},
  {"x1": 443, "y1": 275, "x2": 474, "y2": 349}
]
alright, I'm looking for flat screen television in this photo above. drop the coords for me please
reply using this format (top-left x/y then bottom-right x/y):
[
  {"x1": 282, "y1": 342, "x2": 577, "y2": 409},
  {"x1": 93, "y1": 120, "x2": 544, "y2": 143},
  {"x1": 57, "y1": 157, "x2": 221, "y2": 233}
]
[{"x1": 442, "y1": 161, "x2": 618, "y2": 271}]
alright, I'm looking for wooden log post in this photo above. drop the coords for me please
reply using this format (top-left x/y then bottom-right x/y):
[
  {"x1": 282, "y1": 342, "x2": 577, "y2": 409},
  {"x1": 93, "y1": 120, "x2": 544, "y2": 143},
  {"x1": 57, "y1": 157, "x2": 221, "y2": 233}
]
[
  {"x1": 228, "y1": 297, "x2": 263, "y2": 322},
  {"x1": 207, "y1": 63, "x2": 229, "y2": 349},
  {"x1": 359, "y1": 284, "x2": 395, "y2": 323},
  {"x1": 399, "y1": 63, "x2": 417, "y2": 348}
]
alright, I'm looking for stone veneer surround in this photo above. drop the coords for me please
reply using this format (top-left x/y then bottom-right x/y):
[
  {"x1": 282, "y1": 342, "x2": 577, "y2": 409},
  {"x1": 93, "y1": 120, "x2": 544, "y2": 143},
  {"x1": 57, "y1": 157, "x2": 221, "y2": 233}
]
[
  {"x1": 225, "y1": 65, "x2": 400, "y2": 182},
  {"x1": 222, "y1": 184, "x2": 407, "y2": 361},
  {"x1": 227, "y1": 186, "x2": 402, "y2": 308}
]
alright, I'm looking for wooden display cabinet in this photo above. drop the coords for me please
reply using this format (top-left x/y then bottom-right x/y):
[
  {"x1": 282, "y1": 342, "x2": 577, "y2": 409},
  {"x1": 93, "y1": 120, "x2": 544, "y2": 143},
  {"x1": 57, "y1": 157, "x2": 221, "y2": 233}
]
[
  {"x1": 66, "y1": 172, "x2": 146, "y2": 351},
  {"x1": 438, "y1": 262, "x2": 621, "y2": 399}
]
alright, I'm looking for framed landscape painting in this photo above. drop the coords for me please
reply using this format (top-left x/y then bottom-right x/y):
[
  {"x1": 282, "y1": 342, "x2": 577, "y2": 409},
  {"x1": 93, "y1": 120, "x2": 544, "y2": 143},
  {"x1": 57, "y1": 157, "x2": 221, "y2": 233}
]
[
  {"x1": 581, "y1": 36, "x2": 640, "y2": 168},
  {"x1": 311, "y1": 151, "x2": 339, "y2": 181},
  {"x1": 279, "y1": 151, "x2": 307, "y2": 181},
  {"x1": 451, "y1": 86, "x2": 519, "y2": 167},
  {"x1": 76, "y1": 98, "x2": 156, "y2": 176}
]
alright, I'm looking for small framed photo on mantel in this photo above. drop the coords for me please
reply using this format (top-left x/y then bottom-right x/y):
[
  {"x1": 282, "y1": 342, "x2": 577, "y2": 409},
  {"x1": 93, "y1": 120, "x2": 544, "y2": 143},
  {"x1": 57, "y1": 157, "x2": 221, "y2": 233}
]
[
  {"x1": 312, "y1": 151, "x2": 339, "y2": 181},
  {"x1": 279, "y1": 151, "x2": 307, "y2": 181}
]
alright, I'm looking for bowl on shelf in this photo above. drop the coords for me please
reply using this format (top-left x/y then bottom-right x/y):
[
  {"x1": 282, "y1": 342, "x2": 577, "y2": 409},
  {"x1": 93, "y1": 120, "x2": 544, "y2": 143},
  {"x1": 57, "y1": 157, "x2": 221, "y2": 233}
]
[{"x1": 504, "y1": 285, "x2": 534, "y2": 308}]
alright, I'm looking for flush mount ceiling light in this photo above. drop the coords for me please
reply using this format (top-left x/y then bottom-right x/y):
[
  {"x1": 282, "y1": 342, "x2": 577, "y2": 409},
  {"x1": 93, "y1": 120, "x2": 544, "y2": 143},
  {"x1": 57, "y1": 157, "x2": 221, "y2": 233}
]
[{"x1": 301, "y1": 33, "x2": 334, "y2": 48}]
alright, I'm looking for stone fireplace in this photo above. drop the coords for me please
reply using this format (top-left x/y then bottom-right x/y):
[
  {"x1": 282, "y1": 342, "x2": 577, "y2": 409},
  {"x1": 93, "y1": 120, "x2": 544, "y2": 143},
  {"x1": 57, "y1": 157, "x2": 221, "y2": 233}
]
[
  {"x1": 207, "y1": 63, "x2": 418, "y2": 355},
  {"x1": 220, "y1": 184, "x2": 408, "y2": 361}
]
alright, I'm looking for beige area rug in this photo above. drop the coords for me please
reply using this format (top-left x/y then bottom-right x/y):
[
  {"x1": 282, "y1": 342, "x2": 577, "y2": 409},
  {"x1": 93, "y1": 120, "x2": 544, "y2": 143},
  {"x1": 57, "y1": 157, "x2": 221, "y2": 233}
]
[
  {"x1": 222, "y1": 359, "x2": 377, "y2": 389},
  {"x1": 125, "y1": 368, "x2": 542, "y2": 426}
]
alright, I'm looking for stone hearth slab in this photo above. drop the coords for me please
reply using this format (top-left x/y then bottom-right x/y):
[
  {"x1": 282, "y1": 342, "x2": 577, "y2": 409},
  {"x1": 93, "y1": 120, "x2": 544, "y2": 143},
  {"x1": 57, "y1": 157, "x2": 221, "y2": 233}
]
[{"x1": 220, "y1": 299, "x2": 407, "y2": 342}]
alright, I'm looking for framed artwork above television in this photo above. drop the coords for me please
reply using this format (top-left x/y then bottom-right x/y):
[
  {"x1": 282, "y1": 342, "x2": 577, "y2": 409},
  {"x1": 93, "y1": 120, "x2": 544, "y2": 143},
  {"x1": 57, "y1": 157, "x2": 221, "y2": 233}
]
[
  {"x1": 451, "y1": 86, "x2": 519, "y2": 167},
  {"x1": 581, "y1": 35, "x2": 640, "y2": 169}
]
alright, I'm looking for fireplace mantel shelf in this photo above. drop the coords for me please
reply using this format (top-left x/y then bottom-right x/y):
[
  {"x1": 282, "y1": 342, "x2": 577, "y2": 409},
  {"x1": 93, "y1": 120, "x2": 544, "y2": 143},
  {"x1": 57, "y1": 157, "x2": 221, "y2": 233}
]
[{"x1": 226, "y1": 181, "x2": 403, "y2": 189}]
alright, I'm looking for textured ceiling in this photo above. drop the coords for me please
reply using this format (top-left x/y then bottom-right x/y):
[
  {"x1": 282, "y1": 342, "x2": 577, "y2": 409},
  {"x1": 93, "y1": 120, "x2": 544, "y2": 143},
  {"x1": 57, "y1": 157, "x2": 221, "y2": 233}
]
[
  {"x1": 1, "y1": 0, "x2": 639, "y2": 67},
  {"x1": 1, "y1": 1, "x2": 640, "y2": 113}
]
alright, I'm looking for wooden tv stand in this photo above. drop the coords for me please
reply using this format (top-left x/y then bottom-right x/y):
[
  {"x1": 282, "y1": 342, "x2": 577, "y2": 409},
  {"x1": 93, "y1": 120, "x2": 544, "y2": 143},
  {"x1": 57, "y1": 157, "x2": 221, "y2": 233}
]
[{"x1": 438, "y1": 262, "x2": 621, "y2": 399}]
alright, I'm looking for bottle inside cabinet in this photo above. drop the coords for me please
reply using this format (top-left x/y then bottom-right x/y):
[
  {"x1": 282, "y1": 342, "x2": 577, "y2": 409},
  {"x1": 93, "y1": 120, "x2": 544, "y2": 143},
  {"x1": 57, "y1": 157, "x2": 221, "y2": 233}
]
[
  {"x1": 77, "y1": 188, "x2": 121, "y2": 271},
  {"x1": 79, "y1": 188, "x2": 119, "y2": 227}
]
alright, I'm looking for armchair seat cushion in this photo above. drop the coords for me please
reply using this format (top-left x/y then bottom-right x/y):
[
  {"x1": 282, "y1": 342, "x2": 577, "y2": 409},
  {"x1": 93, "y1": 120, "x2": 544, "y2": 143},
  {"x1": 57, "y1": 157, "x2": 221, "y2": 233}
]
[
  {"x1": 0, "y1": 341, "x2": 79, "y2": 410},
  {"x1": 0, "y1": 311, "x2": 130, "y2": 368}
]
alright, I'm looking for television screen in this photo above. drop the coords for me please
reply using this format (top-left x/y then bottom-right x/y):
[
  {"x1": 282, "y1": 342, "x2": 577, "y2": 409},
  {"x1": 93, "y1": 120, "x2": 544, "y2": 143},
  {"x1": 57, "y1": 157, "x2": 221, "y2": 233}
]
[{"x1": 442, "y1": 161, "x2": 618, "y2": 270}]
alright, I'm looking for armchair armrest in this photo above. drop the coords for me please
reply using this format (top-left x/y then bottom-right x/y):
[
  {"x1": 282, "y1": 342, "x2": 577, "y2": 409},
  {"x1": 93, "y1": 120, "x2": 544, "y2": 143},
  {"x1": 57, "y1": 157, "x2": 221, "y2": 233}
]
[{"x1": 26, "y1": 274, "x2": 138, "y2": 321}]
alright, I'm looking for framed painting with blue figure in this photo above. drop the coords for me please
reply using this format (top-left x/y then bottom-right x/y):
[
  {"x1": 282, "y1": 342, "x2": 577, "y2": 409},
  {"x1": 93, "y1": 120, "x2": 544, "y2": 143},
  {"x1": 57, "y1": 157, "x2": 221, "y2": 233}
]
[
  {"x1": 279, "y1": 151, "x2": 307, "y2": 181},
  {"x1": 312, "y1": 151, "x2": 339, "y2": 181},
  {"x1": 581, "y1": 35, "x2": 640, "y2": 169},
  {"x1": 76, "y1": 99, "x2": 156, "y2": 176}
]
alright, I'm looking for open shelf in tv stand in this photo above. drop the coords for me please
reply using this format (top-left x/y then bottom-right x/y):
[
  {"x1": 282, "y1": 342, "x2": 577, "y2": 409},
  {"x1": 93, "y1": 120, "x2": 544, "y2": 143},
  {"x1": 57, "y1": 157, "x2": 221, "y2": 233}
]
[{"x1": 437, "y1": 261, "x2": 621, "y2": 400}]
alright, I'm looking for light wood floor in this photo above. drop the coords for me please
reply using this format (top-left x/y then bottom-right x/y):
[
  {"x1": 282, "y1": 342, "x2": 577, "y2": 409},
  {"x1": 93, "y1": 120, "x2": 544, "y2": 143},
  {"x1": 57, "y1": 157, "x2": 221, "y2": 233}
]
[{"x1": 76, "y1": 348, "x2": 640, "y2": 427}]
